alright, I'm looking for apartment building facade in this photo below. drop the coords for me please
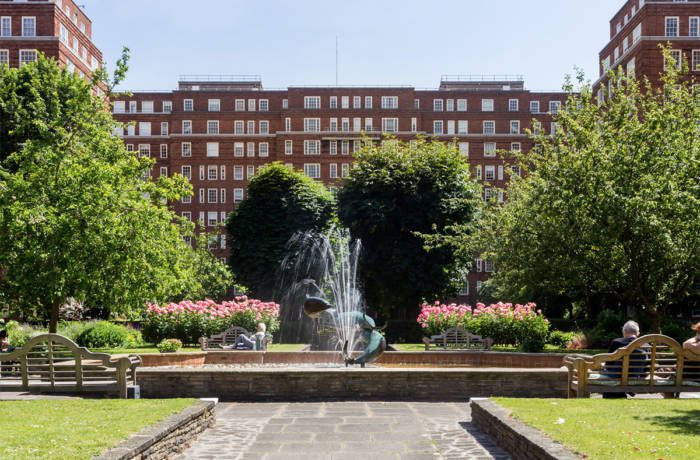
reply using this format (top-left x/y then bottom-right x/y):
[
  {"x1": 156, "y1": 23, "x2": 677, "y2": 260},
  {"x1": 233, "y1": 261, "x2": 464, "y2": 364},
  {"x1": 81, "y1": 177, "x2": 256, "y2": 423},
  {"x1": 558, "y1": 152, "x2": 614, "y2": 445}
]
[
  {"x1": 595, "y1": 0, "x2": 700, "y2": 97},
  {"x1": 110, "y1": 77, "x2": 565, "y2": 302},
  {"x1": 0, "y1": 0, "x2": 101, "y2": 77}
]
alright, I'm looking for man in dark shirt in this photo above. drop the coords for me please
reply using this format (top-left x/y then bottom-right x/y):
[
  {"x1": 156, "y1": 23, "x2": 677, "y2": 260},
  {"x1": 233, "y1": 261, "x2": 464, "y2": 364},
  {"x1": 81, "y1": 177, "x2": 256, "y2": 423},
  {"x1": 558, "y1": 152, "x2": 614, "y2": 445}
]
[{"x1": 602, "y1": 320, "x2": 648, "y2": 398}]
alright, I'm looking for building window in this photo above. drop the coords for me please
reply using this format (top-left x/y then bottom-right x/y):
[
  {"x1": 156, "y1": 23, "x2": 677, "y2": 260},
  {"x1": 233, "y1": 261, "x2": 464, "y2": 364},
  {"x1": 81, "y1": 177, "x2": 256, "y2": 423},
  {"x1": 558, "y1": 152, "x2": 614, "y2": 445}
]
[
  {"x1": 259, "y1": 142, "x2": 269, "y2": 157},
  {"x1": 382, "y1": 118, "x2": 398, "y2": 132},
  {"x1": 207, "y1": 120, "x2": 219, "y2": 135},
  {"x1": 207, "y1": 165, "x2": 218, "y2": 181},
  {"x1": 341, "y1": 163, "x2": 349, "y2": 178},
  {"x1": 304, "y1": 96, "x2": 321, "y2": 109},
  {"x1": 247, "y1": 165, "x2": 255, "y2": 179},
  {"x1": 304, "y1": 163, "x2": 321, "y2": 179},
  {"x1": 138, "y1": 144, "x2": 150, "y2": 158},
  {"x1": 341, "y1": 96, "x2": 349, "y2": 109},
  {"x1": 484, "y1": 165, "x2": 495, "y2": 181},
  {"x1": 665, "y1": 17, "x2": 679, "y2": 37},
  {"x1": 183, "y1": 99, "x2": 194, "y2": 112},
  {"x1": 304, "y1": 118, "x2": 321, "y2": 132},
  {"x1": 510, "y1": 120, "x2": 520, "y2": 134},
  {"x1": 341, "y1": 118, "x2": 350, "y2": 132},
  {"x1": 485, "y1": 260, "x2": 494, "y2": 273},
  {"x1": 456, "y1": 99, "x2": 467, "y2": 112},
  {"x1": 207, "y1": 211, "x2": 218, "y2": 226},
  {"x1": 22, "y1": 17, "x2": 36, "y2": 37},
  {"x1": 142, "y1": 101, "x2": 154, "y2": 113},
  {"x1": 181, "y1": 165, "x2": 192, "y2": 180},
  {"x1": 182, "y1": 120, "x2": 192, "y2": 135},
  {"x1": 248, "y1": 99, "x2": 256, "y2": 111},
  {"x1": 665, "y1": 49, "x2": 682, "y2": 70},
  {"x1": 511, "y1": 142, "x2": 521, "y2": 152},
  {"x1": 139, "y1": 122, "x2": 151, "y2": 136},
  {"x1": 285, "y1": 140, "x2": 293, "y2": 155},
  {"x1": 304, "y1": 140, "x2": 321, "y2": 155},
  {"x1": 161, "y1": 122, "x2": 169, "y2": 136},
  {"x1": 163, "y1": 101, "x2": 172, "y2": 113},
  {"x1": 234, "y1": 143, "x2": 244, "y2": 157},
  {"x1": 329, "y1": 163, "x2": 338, "y2": 179},
  {"x1": 113, "y1": 101, "x2": 125, "y2": 114},
  {"x1": 1, "y1": 17, "x2": 11, "y2": 37},
  {"x1": 692, "y1": 50, "x2": 700, "y2": 71},
  {"x1": 341, "y1": 140, "x2": 349, "y2": 155},
  {"x1": 446, "y1": 99, "x2": 454, "y2": 111},
  {"x1": 19, "y1": 50, "x2": 37, "y2": 66},
  {"x1": 259, "y1": 120, "x2": 269, "y2": 134},
  {"x1": 481, "y1": 99, "x2": 494, "y2": 112},
  {"x1": 235, "y1": 99, "x2": 245, "y2": 111},
  {"x1": 458, "y1": 120, "x2": 468, "y2": 135},
  {"x1": 365, "y1": 118, "x2": 373, "y2": 131},
  {"x1": 475, "y1": 165, "x2": 482, "y2": 180},
  {"x1": 234, "y1": 121, "x2": 244, "y2": 134},
  {"x1": 549, "y1": 101, "x2": 561, "y2": 114},
  {"x1": 691, "y1": 17, "x2": 699, "y2": 37},
  {"x1": 365, "y1": 96, "x2": 373, "y2": 109},
  {"x1": 411, "y1": 117, "x2": 417, "y2": 132},
  {"x1": 160, "y1": 144, "x2": 168, "y2": 158},
  {"x1": 530, "y1": 101, "x2": 540, "y2": 114},
  {"x1": 508, "y1": 99, "x2": 519, "y2": 112},
  {"x1": 208, "y1": 99, "x2": 221, "y2": 112},
  {"x1": 207, "y1": 142, "x2": 219, "y2": 157},
  {"x1": 511, "y1": 165, "x2": 521, "y2": 177},
  {"x1": 234, "y1": 166, "x2": 243, "y2": 180},
  {"x1": 199, "y1": 165, "x2": 205, "y2": 181},
  {"x1": 483, "y1": 121, "x2": 495, "y2": 135},
  {"x1": 329, "y1": 96, "x2": 338, "y2": 109},
  {"x1": 329, "y1": 141, "x2": 338, "y2": 155},
  {"x1": 381, "y1": 96, "x2": 398, "y2": 109},
  {"x1": 414, "y1": 99, "x2": 420, "y2": 109},
  {"x1": 433, "y1": 99, "x2": 444, "y2": 111},
  {"x1": 247, "y1": 120, "x2": 255, "y2": 134},
  {"x1": 129, "y1": 101, "x2": 137, "y2": 113},
  {"x1": 433, "y1": 120, "x2": 444, "y2": 135},
  {"x1": 259, "y1": 99, "x2": 269, "y2": 111},
  {"x1": 234, "y1": 189, "x2": 244, "y2": 202},
  {"x1": 247, "y1": 142, "x2": 255, "y2": 157},
  {"x1": 484, "y1": 142, "x2": 497, "y2": 157},
  {"x1": 353, "y1": 96, "x2": 361, "y2": 109}
]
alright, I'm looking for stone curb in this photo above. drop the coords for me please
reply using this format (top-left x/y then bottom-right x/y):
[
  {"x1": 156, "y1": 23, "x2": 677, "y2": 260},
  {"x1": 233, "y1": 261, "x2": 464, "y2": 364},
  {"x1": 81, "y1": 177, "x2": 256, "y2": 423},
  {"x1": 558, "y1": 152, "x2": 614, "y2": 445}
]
[
  {"x1": 95, "y1": 400, "x2": 216, "y2": 460},
  {"x1": 470, "y1": 399, "x2": 579, "y2": 460}
]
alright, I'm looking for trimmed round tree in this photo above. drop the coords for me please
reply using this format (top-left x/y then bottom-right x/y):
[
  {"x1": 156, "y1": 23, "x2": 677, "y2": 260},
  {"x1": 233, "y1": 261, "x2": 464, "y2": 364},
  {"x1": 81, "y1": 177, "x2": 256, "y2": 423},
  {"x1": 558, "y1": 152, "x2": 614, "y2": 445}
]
[
  {"x1": 337, "y1": 139, "x2": 482, "y2": 320},
  {"x1": 226, "y1": 163, "x2": 335, "y2": 299}
]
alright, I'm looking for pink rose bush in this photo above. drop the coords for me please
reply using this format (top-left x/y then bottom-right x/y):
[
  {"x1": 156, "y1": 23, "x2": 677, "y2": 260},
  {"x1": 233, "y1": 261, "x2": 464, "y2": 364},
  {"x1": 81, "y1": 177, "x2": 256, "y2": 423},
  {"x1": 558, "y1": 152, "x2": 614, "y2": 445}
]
[
  {"x1": 142, "y1": 297, "x2": 280, "y2": 345},
  {"x1": 418, "y1": 301, "x2": 550, "y2": 351}
]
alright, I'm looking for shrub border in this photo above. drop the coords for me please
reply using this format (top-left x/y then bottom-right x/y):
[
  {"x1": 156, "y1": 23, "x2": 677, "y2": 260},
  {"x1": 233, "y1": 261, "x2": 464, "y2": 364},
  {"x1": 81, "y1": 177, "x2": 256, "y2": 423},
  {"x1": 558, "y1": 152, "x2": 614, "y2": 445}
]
[
  {"x1": 470, "y1": 398, "x2": 579, "y2": 460},
  {"x1": 95, "y1": 399, "x2": 216, "y2": 460}
]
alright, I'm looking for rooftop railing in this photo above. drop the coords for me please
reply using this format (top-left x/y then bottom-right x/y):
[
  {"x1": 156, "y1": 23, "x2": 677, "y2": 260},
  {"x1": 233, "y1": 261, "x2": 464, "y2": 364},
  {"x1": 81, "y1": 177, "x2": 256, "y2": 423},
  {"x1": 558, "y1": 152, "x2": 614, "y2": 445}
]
[
  {"x1": 441, "y1": 74, "x2": 525, "y2": 83},
  {"x1": 178, "y1": 75, "x2": 262, "y2": 83}
]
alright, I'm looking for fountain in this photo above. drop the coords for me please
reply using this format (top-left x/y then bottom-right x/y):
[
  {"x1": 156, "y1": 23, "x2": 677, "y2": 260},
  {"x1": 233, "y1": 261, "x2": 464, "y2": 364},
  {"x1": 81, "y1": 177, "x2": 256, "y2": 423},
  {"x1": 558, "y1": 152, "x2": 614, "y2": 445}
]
[{"x1": 277, "y1": 229, "x2": 386, "y2": 367}]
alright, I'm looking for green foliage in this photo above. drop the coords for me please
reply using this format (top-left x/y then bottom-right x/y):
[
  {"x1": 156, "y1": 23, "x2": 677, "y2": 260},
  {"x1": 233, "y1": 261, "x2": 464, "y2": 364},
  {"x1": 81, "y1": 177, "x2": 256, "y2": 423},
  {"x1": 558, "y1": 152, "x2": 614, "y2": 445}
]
[
  {"x1": 226, "y1": 163, "x2": 336, "y2": 299},
  {"x1": 0, "y1": 55, "x2": 208, "y2": 331},
  {"x1": 338, "y1": 138, "x2": 482, "y2": 318},
  {"x1": 547, "y1": 330, "x2": 577, "y2": 348},
  {"x1": 478, "y1": 58, "x2": 700, "y2": 332},
  {"x1": 156, "y1": 338, "x2": 182, "y2": 353},
  {"x1": 75, "y1": 321, "x2": 142, "y2": 349},
  {"x1": 3, "y1": 320, "x2": 44, "y2": 348},
  {"x1": 57, "y1": 321, "x2": 91, "y2": 342}
]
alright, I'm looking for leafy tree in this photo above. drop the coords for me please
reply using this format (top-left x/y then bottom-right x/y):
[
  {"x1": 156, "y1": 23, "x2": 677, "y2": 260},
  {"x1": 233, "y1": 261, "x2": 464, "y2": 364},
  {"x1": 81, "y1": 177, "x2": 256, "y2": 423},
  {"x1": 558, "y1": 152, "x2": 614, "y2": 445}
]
[
  {"x1": 188, "y1": 230, "x2": 237, "y2": 301},
  {"x1": 337, "y1": 138, "x2": 482, "y2": 320},
  {"x1": 0, "y1": 55, "x2": 206, "y2": 331},
  {"x1": 226, "y1": 162, "x2": 336, "y2": 299},
  {"x1": 478, "y1": 64, "x2": 700, "y2": 332}
]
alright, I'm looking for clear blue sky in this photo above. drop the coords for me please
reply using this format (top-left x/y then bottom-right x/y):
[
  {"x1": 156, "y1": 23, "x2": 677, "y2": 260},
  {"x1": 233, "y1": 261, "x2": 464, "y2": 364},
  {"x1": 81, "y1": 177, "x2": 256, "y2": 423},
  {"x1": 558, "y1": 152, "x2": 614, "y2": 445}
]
[{"x1": 83, "y1": 0, "x2": 621, "y2": 92}]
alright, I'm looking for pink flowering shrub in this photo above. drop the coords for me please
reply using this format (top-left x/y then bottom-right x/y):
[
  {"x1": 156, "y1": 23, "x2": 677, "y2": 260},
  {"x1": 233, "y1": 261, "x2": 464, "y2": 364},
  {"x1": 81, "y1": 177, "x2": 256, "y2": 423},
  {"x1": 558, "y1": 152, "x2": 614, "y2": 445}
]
[
  {"x1": 143, "y1": 297, "x2": 280, "y2": 345},
  {"x1": 418, "y1": 301, "x2": 550, "y2": 351}
]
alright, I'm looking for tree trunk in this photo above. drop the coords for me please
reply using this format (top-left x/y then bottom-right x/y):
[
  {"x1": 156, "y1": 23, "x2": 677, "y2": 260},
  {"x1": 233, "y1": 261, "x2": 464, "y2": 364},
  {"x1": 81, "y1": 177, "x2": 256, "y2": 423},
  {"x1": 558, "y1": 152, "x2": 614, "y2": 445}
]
[
  {"x1": 49, "y1": 299, "x2": 62, "y2": 333},
  {"x1": 647, "y1": 307, "x2": 661, "y2": 334}
]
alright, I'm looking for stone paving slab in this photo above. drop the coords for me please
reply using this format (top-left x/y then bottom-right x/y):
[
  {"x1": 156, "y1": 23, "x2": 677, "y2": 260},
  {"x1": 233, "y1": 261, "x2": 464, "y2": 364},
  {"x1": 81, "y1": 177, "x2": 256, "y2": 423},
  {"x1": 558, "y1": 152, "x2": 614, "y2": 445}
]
[{"x1": 176, "y1": 401, "x2": 510, "y2": 460}]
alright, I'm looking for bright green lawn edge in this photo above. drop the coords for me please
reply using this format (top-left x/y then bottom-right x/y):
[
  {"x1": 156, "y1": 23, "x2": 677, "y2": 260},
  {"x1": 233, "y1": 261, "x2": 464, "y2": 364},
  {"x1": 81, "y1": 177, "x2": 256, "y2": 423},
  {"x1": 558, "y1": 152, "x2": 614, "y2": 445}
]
[
  {"x1": 95, "y1": 343, "x2": 307, "y2": 355},
  {"x1": 0, "y1": 399, "x2": 197, "y2": 459},
  {"x1": 494, "y1": 398, "x2": 700, "y2": 460}
]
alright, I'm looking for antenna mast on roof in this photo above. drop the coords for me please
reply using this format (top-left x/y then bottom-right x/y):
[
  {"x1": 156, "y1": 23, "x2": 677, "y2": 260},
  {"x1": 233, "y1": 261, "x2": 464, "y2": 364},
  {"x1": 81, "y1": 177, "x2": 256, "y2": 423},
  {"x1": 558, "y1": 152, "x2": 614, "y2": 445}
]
[{"x1": 335, "y1": 36, "x2": 339, "y2": 86}]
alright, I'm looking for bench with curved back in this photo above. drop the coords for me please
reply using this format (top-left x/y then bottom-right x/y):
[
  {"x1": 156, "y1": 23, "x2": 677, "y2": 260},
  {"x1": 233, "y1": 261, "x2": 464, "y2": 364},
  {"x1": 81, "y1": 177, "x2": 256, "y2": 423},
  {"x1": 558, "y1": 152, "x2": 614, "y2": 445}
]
[
  {"x1": 0, "y1": 334, "x2": 140, "y2": 398},
  {"x1": 199, "y1": 325, "x2": 270, "y2": 351},
  {"x1": 423, "y1": 326, "x2": 492, "y2": 351},
  {"x1": 564, "y1": 334, "x2": 700, "y2": 398}
]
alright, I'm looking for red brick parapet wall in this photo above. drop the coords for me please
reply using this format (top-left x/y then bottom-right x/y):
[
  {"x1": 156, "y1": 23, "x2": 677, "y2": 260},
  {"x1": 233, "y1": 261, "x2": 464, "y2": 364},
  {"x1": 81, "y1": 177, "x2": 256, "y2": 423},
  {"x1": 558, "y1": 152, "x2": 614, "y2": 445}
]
[{"x1": 138, "y1": 350, "x2": 566, "y2": 368}]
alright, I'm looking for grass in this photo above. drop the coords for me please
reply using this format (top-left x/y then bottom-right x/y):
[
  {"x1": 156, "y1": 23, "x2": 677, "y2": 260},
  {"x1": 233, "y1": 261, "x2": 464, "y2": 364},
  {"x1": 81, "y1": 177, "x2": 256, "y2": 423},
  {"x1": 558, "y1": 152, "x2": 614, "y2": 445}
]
[
  {"x1": 494, "y1": 398, "x2": 700, "y2": 460},
  {"x1": 0, "y1": 399, "x2": 197, "y2": 459},
  {"x1": 95, "y1": 343, "x2": 307, "y2": 355},
  {"x1": 390, "y1": 343, "x2": 605, "y2": 354}
]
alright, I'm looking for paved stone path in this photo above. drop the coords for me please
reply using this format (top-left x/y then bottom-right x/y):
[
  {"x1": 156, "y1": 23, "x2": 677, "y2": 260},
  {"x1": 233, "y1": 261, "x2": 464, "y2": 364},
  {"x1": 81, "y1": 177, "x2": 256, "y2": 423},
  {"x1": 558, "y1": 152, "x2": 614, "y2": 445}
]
[{"x1": 177, "y1": 402, "x2": 510, "y2": 460}]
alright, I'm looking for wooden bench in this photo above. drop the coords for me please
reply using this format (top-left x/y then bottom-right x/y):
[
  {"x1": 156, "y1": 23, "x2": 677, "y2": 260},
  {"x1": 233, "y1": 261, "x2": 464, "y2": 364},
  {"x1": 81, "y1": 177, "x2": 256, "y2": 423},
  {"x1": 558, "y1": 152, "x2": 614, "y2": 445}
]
[
  {"x1": 0, "y1": 333, "x2": 140, "y2": 398},
  {"x1": 199, "y1": 325, "x2": 271, "y2": 351},
  {"x1": 564, "y1": 334, "x2": 700, "y2": 398},
  {"x1": 422, "y1": 326, "x2": 492, "y2": 351}
]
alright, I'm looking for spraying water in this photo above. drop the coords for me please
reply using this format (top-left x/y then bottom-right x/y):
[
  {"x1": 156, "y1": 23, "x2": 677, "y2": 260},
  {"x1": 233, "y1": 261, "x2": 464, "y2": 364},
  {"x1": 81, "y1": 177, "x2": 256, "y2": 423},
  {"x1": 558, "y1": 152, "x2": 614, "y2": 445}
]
[{"x1": 276, "y1": 229, "x2": 366, "y2": 355}]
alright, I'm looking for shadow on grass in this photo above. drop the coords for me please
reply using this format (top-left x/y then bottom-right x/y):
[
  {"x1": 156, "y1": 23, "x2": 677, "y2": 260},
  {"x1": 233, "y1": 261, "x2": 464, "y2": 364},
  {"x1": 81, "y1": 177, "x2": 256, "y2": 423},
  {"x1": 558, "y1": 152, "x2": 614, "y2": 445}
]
[{"x1": 637, "y1": 409, "x2": 700, "y2": 436}]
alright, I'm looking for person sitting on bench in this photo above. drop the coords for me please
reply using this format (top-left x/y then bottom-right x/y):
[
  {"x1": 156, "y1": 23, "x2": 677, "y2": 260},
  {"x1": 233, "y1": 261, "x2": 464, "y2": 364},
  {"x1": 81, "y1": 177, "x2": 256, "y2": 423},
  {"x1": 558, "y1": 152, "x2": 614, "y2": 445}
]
[{"x1": 602, "y1": 320, "x2": 649, "y2": 398}]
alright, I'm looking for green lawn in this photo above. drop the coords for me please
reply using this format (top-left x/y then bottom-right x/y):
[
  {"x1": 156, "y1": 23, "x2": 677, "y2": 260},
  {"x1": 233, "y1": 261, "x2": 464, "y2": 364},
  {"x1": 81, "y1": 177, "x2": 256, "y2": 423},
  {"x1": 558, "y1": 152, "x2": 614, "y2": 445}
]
[
  {"x1": 391, "y1": 343, "x2": 604, "y2": 354},
  {"x1": 95, "y1": 343, "x2": 308, "y2": 355},
  {"x1": 494, "y1": 398, "x2": 700, "y2": 460},
  {"x1": 0, "y1": 399, "x2": 197, "y2": 459}
]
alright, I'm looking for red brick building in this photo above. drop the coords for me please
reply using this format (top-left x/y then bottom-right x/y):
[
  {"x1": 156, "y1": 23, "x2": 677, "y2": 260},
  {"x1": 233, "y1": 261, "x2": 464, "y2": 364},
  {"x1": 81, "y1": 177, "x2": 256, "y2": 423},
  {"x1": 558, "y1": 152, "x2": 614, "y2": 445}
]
[
  {"x1": 594, "y1": 0, "x2": 700, "y2": 97},
  {"x1": 109, "y1": 76, "x2": 565, "y2": 302},
  {"x1": 0, "y1": 0, "x2": 101, "y2": 76}
]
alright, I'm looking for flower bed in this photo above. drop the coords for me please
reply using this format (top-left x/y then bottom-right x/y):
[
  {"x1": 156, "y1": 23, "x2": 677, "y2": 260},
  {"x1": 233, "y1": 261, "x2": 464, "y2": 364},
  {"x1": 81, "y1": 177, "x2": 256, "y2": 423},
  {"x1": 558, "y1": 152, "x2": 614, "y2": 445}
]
[
  {"x1": 143, "y1": 297, "x2": 280, "y2": 345},
  {"x1": 417, "y1": 301, "x2": 550, "y2": 351}
]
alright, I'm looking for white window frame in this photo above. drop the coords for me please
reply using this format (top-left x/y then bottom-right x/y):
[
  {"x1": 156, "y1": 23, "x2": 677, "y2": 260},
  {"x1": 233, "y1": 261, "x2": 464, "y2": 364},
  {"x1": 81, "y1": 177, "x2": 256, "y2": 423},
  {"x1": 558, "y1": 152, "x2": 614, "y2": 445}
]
[
  {"x1": 303, "y1": 140, "x2": 321, "y2": 155},
  {"x1": 285, "y1": 140, "x2": 293, "y2": 155},
  {"x1": 381, "y1": 96, "x2": 398, "y2": 109},
  {"x1": 208, "y1": 99, "x2": 221, "y2": 112},
  {"x1": 456, "y1": 99, "x2": 467, "y2": 112},
  {"x1": 183, "y1": 99, "x2": 194, "y2": 112},
  {"x1": 484, "y1": 142, "x2": 497, "y2": 157},
  {"x1": 207, "y1": 120, "x2": 220, "y2": 135},
  {"x1": 665, "y1": 16, "x2": 679, "y2": 37},
  {"x1": 182, "y1": 120, "x2": 192, "y2": 135},
  {"x1": 304, "y1": 96, "x2": 321, "y2": 109},
  {"x1": 1, "y1": 17, "x2": 11, "y2": 37},
  {"x1": 508, "y1": 99, "x2": 519, "y2": 112},
  {"x1": 234, "y1": 166, "x2": 244, "y2": 180},
  {"x1": 303, "y1": 163, "x2": 321, "y2": 179},
  {"x1": 206, "y1": 142, "x2": 220, "y2": 157},
  {"x1": 21, "y1": 17, "x2": 36, "y2": 37},
  {"x1": 303, "y1": 118, "x2": 321, "y2": 132},
  {"x1": 481, "y1": 99, "x2": 494, "y2": 112},
  {"x1": 483, "y1": 121, "x2": 495, "y2": 135},
  {"x1": 19, "y1": 49, "x2": 37, "y2": 66}
]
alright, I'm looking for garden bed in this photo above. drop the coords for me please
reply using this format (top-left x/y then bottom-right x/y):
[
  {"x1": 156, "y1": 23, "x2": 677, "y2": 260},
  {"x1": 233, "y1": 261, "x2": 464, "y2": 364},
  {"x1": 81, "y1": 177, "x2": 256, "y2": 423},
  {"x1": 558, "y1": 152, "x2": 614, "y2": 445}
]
[
  {"x1": 491, "y1": 398, "x2": 700, "y2": 459},
  {"x1": 0, "y1": 399, "x2": 198, "y2": 459}
]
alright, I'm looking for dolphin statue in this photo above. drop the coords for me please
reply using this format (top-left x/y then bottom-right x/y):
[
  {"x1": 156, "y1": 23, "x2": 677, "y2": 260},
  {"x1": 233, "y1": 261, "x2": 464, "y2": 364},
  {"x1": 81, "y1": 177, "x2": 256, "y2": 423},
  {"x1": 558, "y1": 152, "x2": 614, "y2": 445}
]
[{"x1": 303, "y1": 296, "x2": 386, "y2": 367}]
